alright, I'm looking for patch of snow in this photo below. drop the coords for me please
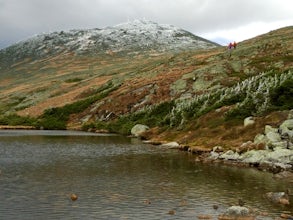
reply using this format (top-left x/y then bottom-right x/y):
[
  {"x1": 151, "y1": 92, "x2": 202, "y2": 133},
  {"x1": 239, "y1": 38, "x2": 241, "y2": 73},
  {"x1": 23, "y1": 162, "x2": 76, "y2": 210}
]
[{"x1": 0, "y1": 20, "x2": 218, "y2": 62}]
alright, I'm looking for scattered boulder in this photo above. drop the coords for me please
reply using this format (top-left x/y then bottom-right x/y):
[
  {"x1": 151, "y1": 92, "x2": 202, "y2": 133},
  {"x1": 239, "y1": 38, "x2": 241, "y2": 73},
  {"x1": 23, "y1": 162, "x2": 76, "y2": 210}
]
[
  {"x1": 244, "y1": 116, "x2": 255, "y2": 127},
  {"x1": 279, "y1": 119, "x2": 293, "y2": 142},
  {"x1": 254, "y1": 134, "x2": 266, "y2": 145},
  {"x1": 219, "y1": 150, "x2": 240, "y2": 160},
  {"x1": 237, "y1": 141, "x2": 254, "y2": 153},
  {"x1": 239, "y1": 150, "x2": 267, "y2": 164},
  {"x1": 266, "y1": 149, "x2": 293, "y2": 165},
  {"x1": 266, "y1": 131, "x2": 282, "y2": 148},
  {"x1": 213, "y1": 146, "x2": 224, "y2": 153},
  {"x1": 219, "y1": 206, "x2": 255, "y2": 220},
  {"x1": 264, "y1": 125, "x2": 278, "y2": 135},
  {"x1": 225, "y1": 206, "x2": 250, "y2": 216},
  {"x1": 265, "y1": 190, "x2": 290, "y2": 205},
  {"x1": 131, "y1": 124, "x2": 149, "y2": 138},
  {"x1": 271, "y1": 141, "x2": 288, "y2": 150},
  {"x1": 280, "y1": 213, "x2": 293, "y2": 219},
  {"x1": 161, "y1": 141, "x2": 180, "y2": 149},
  {"x1": 209, "y1": 151, "x2": 220, "y2": 160},
  {"x1": 252, "y1": 120, "x2": 293, "y2": 151}
]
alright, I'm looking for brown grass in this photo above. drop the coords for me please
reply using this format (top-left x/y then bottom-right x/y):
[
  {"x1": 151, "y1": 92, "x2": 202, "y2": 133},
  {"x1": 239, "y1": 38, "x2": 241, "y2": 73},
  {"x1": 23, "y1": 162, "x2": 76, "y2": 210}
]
[{"x1": 148, "y1": 109, "x2": 289, "y2": 150}]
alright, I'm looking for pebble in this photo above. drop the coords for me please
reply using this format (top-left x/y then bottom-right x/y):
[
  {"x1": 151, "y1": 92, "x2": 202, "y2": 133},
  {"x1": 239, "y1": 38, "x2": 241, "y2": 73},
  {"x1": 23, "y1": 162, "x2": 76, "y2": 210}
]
[{"x1": 70, "y1": 193, "x2": 78, "y2": 201}]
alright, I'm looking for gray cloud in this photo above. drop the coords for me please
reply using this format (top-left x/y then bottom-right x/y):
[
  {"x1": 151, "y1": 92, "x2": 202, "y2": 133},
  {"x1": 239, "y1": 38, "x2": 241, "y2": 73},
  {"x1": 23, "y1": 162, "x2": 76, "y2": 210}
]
[{"x1": 0, "y1": 0, "x2": 292, "y2": 48}]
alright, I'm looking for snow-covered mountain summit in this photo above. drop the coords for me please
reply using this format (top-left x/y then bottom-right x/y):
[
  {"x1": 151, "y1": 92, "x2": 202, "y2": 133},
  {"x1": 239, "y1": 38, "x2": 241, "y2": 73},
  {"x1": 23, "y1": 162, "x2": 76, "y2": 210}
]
[{"x1": 0, "y1": 20, "x2": 218, "y2": 66}]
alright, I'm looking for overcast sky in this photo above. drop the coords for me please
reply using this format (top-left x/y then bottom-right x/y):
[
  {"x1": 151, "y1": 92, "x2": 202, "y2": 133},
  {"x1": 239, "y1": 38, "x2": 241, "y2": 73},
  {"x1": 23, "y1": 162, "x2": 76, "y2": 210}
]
[{"x1": 0, "y1": 0, "x2": 292, "y2": 49}]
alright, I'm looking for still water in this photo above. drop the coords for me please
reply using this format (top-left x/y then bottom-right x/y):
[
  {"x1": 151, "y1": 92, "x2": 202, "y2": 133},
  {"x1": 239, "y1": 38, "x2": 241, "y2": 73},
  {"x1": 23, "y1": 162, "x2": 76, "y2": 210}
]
[{"x1": 0, "y1": 130, "x2": 292, "y2": 220}]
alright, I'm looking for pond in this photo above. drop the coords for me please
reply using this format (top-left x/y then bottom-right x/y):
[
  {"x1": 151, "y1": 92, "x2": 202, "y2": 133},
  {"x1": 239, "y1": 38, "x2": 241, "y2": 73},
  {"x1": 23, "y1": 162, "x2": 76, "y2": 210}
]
[{"x1": 0, "y1": 130, "x2": 292, "y2": 219}]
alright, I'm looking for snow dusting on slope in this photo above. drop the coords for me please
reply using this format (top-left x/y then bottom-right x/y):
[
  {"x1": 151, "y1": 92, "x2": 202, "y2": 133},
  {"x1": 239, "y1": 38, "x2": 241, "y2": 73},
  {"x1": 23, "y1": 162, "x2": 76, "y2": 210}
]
[{"x1": 0, "y1": 20, "x2": 218, "y2": 62}]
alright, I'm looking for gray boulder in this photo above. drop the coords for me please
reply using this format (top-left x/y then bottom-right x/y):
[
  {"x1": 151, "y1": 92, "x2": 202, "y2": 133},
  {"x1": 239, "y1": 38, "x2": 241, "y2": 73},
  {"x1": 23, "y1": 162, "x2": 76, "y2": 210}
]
[
  {"x1": 271, "y1": 141, "x2": 288, "y2": 150},
  {"x1": 161, "y1": 142, "x2": 180, "y2": 149},
  {"x1": 219, "y1": 150, "x2": 240, "y2": 160},
  {"x1": 244, "y1": 116, "x2": 255, "y2": 127},
  {"x1": 266, "y1": 149, "x2": 293, "y2": 164},
  {"x1": 266, "y1": 131, "x2": 282, "y2": 148},
  {"x1": 265, "y1": 125, "x2": 278, "y2": 135},
  {"x1": 131, "y1": 124, "x2": 149, "y2": 137},
  {"x1": 254, "y1": 134, "x2": 266, "y2": 145},
  {"x1": 209, "y1": 151, "x2": 220, "y2": 160},
  {"x1": 265, "y1": 191, "x2": 290, "y2": 205},
  {"x1": 288, "y1": 109, "x2": 293, "y2": 119},
  {"x1": 279, "y1": 119, "x2": 293, "y2": 141},
  {"x1": 240, "y1": 150, "x2": 267, "y2": 164},
  {"x1": 225, "y1": 206, "x2": 250, "y2": 216}
]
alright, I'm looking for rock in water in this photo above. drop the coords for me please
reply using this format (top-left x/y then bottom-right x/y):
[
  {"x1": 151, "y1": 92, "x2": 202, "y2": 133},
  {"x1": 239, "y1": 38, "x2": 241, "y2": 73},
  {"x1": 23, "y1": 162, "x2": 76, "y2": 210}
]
[
  {"x1": 265, "y1": 191, "x2": 290, "y2": 205},
  {"x1": 71, "y1": 193, "x2": 78, "y2": 201},
  {"x1": 218, "y1": 206, "x2": 255, "y2": 220},
  {"x1": 225, "y1": 206, "x2": 249, "y2": 216}
]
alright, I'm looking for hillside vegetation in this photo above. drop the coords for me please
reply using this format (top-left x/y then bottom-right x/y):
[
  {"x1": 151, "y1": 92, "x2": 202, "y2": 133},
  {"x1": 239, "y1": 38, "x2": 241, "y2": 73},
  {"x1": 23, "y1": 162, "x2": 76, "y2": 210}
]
[{"x1": 0, "y1": 23, "x2": 292, "y2": 149}]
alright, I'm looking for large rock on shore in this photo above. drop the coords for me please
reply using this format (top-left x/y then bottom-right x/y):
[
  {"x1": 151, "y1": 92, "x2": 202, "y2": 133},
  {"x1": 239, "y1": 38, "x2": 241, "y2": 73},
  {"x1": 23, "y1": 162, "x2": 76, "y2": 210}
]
[
  {"x1": 279, "y1": 119, "x2": 293, "y2": 142},
  {"x1": 131, "y1": 124, "x2": 149, "y2": 137},
  {"x1": 253, "y1": 119, "x2": 293, "y2": 150},
  {"x1": 244, "y1": 116, "x2": 255, "y2": 127}
]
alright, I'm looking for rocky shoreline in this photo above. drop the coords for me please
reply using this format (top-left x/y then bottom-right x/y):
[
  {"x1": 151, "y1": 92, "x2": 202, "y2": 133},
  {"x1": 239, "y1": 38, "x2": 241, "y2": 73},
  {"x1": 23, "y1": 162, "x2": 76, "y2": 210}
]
[
  {"x1": 188, "y1": 115, "x2": 293, "y2": 175},
  {"x1": 136, "y1": 110, "x2": 293, "y2": 177}
]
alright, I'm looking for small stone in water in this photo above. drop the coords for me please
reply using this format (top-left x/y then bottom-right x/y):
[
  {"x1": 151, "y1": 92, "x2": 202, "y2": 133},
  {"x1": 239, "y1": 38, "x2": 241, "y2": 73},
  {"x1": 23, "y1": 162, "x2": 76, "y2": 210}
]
[
  {"x1": 168, "y1": 210, "x2": 175, "y2": 215},
  {"x1": 71, "y1": 194, "x2": 78, "y2": 201}
]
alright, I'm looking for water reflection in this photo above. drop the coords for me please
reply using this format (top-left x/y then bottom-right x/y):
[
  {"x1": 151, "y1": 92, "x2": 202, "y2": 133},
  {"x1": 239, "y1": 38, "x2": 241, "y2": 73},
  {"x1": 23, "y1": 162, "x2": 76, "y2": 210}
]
[{"x1": 0, "y1": 130, "x2": 292, "y2": 219}]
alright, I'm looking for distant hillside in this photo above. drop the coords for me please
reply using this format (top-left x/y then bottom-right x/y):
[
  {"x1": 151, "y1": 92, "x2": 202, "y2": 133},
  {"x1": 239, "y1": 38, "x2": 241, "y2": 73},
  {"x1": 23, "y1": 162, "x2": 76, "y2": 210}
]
[
  {"x1": 0, "y1": 24, "x2": 292, "y2": 149},
  {"x1": 0, "y1": 20, "x2": 218, "y2": 69}
]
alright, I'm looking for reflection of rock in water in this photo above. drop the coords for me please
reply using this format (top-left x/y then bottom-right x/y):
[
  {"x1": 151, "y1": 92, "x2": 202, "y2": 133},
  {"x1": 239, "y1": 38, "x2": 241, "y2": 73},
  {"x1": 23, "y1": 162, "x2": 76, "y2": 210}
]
[{"x1": 265, "y1": 189, "x2": 290, "y2": 205}]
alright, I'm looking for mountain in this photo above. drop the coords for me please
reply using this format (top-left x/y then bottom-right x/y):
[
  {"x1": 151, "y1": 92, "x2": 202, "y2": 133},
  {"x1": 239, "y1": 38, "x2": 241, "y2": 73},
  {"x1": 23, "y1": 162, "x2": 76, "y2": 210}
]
[
  {"x1": 0, "y1": 20, "x2": 218, "y2": 68},
  {"x1": 0, "y1": 20, "x2": 219, "y2": 116},
  {"x1": 0, "y1": 23, "x2": 292, "y2": 149}
]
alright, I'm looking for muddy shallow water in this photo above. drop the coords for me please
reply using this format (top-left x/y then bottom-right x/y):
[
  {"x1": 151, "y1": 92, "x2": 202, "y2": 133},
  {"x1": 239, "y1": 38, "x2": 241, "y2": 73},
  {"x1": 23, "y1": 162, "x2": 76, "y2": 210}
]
[{"x1": 0, "y1": 130, "x2": 292, "y2": 219}]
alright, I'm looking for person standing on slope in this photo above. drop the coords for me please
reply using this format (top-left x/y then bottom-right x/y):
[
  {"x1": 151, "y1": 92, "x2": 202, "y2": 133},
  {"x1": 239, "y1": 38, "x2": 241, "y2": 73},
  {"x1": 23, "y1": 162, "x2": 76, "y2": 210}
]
[{"x1": 228, "y1": 42, "x2": 233, "y2": 57}]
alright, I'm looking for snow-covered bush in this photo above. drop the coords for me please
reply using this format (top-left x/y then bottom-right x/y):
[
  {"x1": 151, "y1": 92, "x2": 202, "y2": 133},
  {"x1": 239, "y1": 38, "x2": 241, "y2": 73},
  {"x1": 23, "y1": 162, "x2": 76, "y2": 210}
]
[{"x1": 169, "y1": 70, "x2": 292, "y2": 126}]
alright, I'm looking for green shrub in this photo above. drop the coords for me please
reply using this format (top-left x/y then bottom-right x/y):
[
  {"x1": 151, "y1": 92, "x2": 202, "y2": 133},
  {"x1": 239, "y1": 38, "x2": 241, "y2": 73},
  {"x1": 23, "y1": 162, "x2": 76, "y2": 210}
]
[
  {"x1": 39, "y1": 81, "x2": 120, "y2": 129},
  {"x1": 82, "y1": 100, "x2": 175, "y2": 135},
  {"x1": 64, "y1": 78, "x2": 83, "y2": 83},
  {"x1": 270, "y1": 78, "x2": 293, "y2": 110},
  {"x1": 0, "y1": 114, "x2": 37, "y2": 126},
  {"x1": 38, "y1": 116, "x2": 67, "y2": 130}
]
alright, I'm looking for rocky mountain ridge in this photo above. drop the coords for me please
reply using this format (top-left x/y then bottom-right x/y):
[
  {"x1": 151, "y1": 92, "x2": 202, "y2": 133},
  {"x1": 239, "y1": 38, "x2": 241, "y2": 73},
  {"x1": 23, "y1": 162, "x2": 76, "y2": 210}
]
[{"x1": 0, "y1": 20, "x2": 218, "y2": 68}]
